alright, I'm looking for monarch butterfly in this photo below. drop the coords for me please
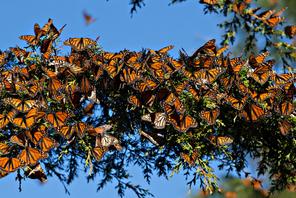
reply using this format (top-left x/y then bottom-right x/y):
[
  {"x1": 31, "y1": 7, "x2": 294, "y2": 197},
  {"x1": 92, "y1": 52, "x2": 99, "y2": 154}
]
[
  {"x1": 275, "y1": 101, "x2": 294, "y2": 116},
  {"x1": 24, "y1": 163, "x2": 47, "y2": 183},
  {"x1": 253, "y1": 9, "x2": 275, "y2": 20},
  {"x1": 141, "y1": 112, "x2": 167, "y2": 130},
  {"x1": 240, "y1": 104, "x2": 266, "y2": 122},
  {"x1": 12, "y1": 108, "x2": 39, "y2": 129},
  {"x1": 128, "y1": 95, "x2": 141, "y2": 107},
  {"x1": 163, "y1": 93, "x2": 185, "y2": 114},
  {"x1": 162, "y1": 98, "x2": 179, "y2": 114},
  {"x1": 12, "y1": 66, "x2": 30, "y2": 81},
  {"x1": 64, "y1": 37, "x2": 96, "y2": 51},
  {"x1": 87, "y1": 124, "x2": 113, "y2": 136},
  {"x1": 46, "y1": 111, "x2": 68, "y2": 128},
  {"x1": 0, "y1": 143, "x2": 10, "y2": 155},
  {"x1": 168, "y1": 57, "x2": 183, "y2": 70},
  {"x1": 282, "y1": 82, "x2": 295, "y2": 100},
  {"x1": 199, "y1": 109, "x2": 220, "y2": 125},
  {"x1": 150, "y1": 63, "x2": 174, "y2": 80},
  {"x1": 39, "y1": 137, "x2": 56, "y2": 153},
  {"x1": 278, "y1": 120, "x2": 292, "y2": 136},
  {"x1": 19, "y1": 35, "x2": 38, "y2": 46},
  {"x1": 10, "y1": 133, "x2": 27, "y2": 147},
  {"x1": 180, "y1": 150, "x2": 199, "y2": 167},
  {"x1": 199, "y1": 0, "x2": 218, "y2": 6},
  {"x1": 133, "y1": 78, "x2": 158, "y2": 92},
  {"x1": 264, "y1": 9, "x2": 285, "y2": 27},
  {"x1": 2, "y1": 98, "x2": 36, "y2": 113},
  {"x1": 48, "y1": 23, "x2": 66, "y2": 41},
  {"x1": 220, "y1": 76, "x2": 235, "y2": 92},
  {"x1": 58, "y1": 125, "x2": 74, "y2": 139},
  {"x1": 0, "y1": 110, "x2": 17, "y2": 129},
  {"x1": 193, "y1": 39, "x2": 216, "y2": 57},
  {"x1": 92, "y1": 146, "x2": 108, "y2": 161},
  {"x1": 40, "y1": 18, "x2": 53, "y2": 35},
  {"x1": 73, "y1": 122, "x2": 87, "y2": 138},
  {"x1": 195, "y1": 68, "x2": 224, "y2": 85},
  {"x1": 101, "y1": 134, "x2": 122, "y2": 151},
  {"x1": 18, "y1": 147, "x2": 43, "y2": 165},
  {"x1": 33, "y1": 23, "x2": 45, "y2": 39},
  {"x1": 25, "y1": 130, "x2": 45, "y2": 145},
  {"x1": 270, "y1": 72, "x2": 295, "y2": 85},
  {"x1": 249, "y1": 51, "x2": 269, "y2": 68},
  {"x1": 228, "y1": 57, "x2": 245, "y2": 74},
  {"x1": 80, "y1": 76, "x2": 92, "y2": 96},
  {"x1": 249, "y1": 90, "x2": 272, "y2": 103},
  {"x1": 9, "y1": 47, "x2": 31, "y2": 64},
  {"x1": 83, "y1": 10, "x2": 96, "y2": 25},
  {"x1": 0, "y1": 157, "x2": 21, "y2": 172},
  {"x1": 284, "y1": 25, "x2": 296, "y2": 38},
  {"x1": 236, "y1": 82, "x2": 250, "y2": 96},
  {"x1": 168, "y1": 113, "x2": 197, "y2": 132},
  {"x1": 105, "y1": 61, "x2": 124, "y2": 79},
  {"x1": 226, "y1": 96, "x2": 248, "y2": 111},
  {"x1": 40, "y1": 38, "x2": 53, "y2": 59},
  {"x1": 174, "y1": 81, "x2": 188, "y2": 95},
  {"x1": 249, "y1": 68, "x2": 272, "y2": 85},
  {"x1": 156, "y1": 45, "x2": 174, "y2": 54},
  {"x1": 120, "y1": 68, "x2": 140, "y2": 84},
  {"x1": 209, "y1": 135, "x2": 234, "y2": 146},
  {"x1": 59, "y1": 122, "x2": 87, "y2": 139}
]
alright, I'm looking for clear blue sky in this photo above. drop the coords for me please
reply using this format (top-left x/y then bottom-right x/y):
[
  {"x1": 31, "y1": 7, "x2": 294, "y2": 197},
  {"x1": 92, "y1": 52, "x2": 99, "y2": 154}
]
[{"x1": 0, "y1": 1, "x2": 226, "y2": 197}]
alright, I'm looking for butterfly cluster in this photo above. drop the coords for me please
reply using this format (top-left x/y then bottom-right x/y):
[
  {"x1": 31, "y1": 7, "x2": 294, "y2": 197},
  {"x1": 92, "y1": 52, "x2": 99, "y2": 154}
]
[
  {"x1": 0, "y1": 19, "x2": 121, "y2": 182},
  {"x1": 0, "y1": 19, "x2": 295, "y2": 182}
]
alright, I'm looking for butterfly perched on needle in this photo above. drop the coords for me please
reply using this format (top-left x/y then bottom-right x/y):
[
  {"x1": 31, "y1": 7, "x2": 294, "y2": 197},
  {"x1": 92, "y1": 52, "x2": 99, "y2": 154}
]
[
  {"x1": 24, "y1": 163, "x2": 47, "y2": 183},
  {"x1": 83, "y1": 10, "x2": 96, "y2": 25}
]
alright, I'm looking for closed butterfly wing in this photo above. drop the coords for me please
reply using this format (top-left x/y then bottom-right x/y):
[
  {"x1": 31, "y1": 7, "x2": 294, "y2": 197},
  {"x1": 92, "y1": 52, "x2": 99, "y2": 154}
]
[
  {"x1": 128, "y1": 95, "x2": 141, "y2": 107},
  {"x1": 101, "y1": 134, "x2": 122, "y2": 151},
  {"x1": 87, "y1": 124, "x2": 113, "y2": 136},
  {"x1": 10, "y1": 133, "x2": 27, "y2": 147},
  {"x1": 92, "y1": 146, "x2": 108, "y2": 161},
  {"x1": 24, "y1": 163, "x2": 47, "y2": 183},
  {"x1": 278, "y1": 120, "x2": 292, "y2": 136},
  {"x1": 284, "y1": 25, "x2": 296, "y2": 38},
  {"x1": 209, "y1": 135, "x2": 234, "y2": 146}
]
